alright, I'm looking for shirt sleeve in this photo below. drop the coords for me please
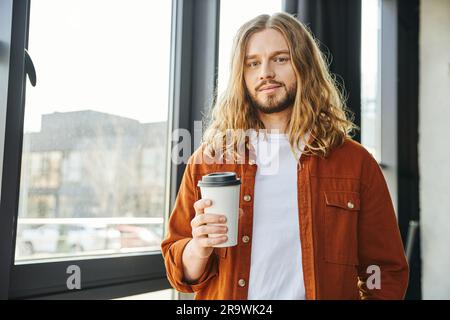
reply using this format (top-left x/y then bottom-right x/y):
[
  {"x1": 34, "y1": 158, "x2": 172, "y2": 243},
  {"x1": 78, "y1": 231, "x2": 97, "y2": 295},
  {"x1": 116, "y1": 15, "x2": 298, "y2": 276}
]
[
  {"x1": 357, "y1": 153, "x2": 410, "y2": 299},
  {"x1": 160, "y1": 155, "x2": 219, "y2": 293}
]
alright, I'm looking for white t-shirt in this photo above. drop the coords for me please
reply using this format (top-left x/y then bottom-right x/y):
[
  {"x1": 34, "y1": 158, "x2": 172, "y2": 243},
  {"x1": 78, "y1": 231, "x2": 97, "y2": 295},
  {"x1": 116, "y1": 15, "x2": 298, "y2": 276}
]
[{"x1": 247, "y1": 132, "x2": 306, "y2": 300}]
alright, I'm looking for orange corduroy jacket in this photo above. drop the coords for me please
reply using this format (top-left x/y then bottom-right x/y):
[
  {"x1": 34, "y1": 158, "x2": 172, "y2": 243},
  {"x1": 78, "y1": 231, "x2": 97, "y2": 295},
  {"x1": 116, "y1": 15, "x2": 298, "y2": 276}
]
[{"x1": 161, "y1": 137, "x2": 409, "y2": 300}]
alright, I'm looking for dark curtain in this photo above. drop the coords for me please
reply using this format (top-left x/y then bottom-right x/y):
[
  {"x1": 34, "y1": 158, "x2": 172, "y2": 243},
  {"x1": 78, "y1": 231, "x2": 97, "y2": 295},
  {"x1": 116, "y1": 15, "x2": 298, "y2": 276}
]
[
  {"x1": 283, "y1": 0, "x2": 361, "y2": 142},
  {"x1": 397, "y1": 0, "x2": 421, "y2": 300}
]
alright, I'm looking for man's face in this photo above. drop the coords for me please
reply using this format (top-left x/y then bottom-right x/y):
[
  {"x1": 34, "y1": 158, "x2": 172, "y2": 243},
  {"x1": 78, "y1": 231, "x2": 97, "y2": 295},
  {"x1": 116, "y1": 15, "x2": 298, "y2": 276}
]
[{"x1": 244, "y1": 28, "x2": 297, "y2": 114}]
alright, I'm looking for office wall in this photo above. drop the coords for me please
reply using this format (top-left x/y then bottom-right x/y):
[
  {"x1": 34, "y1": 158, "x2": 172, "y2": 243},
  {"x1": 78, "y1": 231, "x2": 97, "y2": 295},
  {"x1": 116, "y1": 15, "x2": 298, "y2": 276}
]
[{"x1": 419, "y1": 0, "x2": 450, "y2": 299}]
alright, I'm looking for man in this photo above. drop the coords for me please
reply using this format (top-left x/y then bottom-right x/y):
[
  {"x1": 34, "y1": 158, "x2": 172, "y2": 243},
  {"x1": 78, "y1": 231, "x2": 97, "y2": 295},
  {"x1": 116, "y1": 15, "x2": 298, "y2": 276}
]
[{"x1": 161, "y1": 12, "x2": 409, "y2": 300}]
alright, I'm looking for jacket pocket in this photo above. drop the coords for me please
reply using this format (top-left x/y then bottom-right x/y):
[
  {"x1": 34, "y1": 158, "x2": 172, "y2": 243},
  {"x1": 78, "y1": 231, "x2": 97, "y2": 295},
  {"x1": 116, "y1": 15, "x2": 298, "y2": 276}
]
[{"x1": 323, "y1": 191, "x2": 360, "y2": 266}]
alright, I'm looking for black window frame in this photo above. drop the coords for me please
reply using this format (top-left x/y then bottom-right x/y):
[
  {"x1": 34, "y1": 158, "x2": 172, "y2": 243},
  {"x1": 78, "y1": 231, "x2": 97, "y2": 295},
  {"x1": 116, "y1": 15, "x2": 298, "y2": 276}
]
[{"x1": 0, "y1": 0, "x2": 220, "y2": 300}]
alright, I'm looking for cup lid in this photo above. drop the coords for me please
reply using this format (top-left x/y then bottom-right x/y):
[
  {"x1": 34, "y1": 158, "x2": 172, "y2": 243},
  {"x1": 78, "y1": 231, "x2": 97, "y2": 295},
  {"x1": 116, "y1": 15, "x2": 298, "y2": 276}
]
[{"x1": 197, "y1": 172, "x2": 241, "y2": 187}]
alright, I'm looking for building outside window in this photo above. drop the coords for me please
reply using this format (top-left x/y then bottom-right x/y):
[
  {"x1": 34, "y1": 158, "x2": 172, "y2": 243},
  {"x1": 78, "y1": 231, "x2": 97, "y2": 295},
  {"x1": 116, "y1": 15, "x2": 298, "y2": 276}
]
[{"x1": 15, "y1": 0, "x2": 172, "y2": 262}]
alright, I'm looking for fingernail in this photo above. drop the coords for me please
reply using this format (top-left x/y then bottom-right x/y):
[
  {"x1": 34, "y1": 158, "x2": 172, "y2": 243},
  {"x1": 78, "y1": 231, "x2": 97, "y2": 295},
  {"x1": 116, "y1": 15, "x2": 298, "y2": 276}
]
[
  {"x1": 220, "y1": 216, "x2": 227, "y2": 222},
  {"x1": 205, "y1": 200, "x2": 211, "y2": 205}
]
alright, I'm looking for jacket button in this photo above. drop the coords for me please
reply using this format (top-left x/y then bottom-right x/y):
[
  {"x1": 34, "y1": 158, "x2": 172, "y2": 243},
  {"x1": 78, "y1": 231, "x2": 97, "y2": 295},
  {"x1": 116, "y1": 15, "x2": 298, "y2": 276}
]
[
  {"x1": 347, "y1": 201, "x2": 354, "y2": 209},
  {"x1": 238, "y1": 279, "x2": 246, "y2": 287},
  {"x1": 242, "y1": 235, "x2": 250, "y2": 243},
  {"x1": 243, "y1": 195, "x2": 252, "y2": 202}
]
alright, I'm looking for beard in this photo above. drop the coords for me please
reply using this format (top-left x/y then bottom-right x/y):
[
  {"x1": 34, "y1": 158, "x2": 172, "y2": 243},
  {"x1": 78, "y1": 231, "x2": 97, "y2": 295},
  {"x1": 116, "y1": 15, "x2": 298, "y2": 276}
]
[{"x1": 248, "y1": 82, "x2": 296, "y2": 114}]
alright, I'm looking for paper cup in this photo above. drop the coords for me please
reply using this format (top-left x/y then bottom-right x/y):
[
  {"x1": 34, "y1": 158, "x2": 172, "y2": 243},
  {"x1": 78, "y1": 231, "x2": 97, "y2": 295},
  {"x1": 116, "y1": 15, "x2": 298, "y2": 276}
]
[{"x1": 197, "y1": 172, "x2": 241, "y2": 247}]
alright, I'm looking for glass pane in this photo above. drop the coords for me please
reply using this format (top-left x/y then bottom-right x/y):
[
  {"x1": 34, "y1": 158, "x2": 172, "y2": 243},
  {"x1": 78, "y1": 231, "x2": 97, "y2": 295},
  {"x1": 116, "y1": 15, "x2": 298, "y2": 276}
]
[
  {"x1": 217, "y1": 0, "x2": 283, "y2": 95},
  {"x1": 361, "y1": 0, "x2": 381, "y2": 161},
  {"x1": 15, "y1": 0, "x2": 172, "y2": 262},
  {"x1": 114, "y1": 289, "x2": 175, "y2": 300}
]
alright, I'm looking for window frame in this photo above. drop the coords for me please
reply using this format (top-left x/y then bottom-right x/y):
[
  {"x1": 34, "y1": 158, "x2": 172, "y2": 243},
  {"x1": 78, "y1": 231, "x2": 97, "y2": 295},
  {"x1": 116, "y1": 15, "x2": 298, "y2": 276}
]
[
  {"x1": 0, "y1": 0, "x2": 16, "y2": 300},
  {"x1": 0, "y1": 0, "x2": 220, "y2": 299},
  {"x1": 379, "y1": 0, "x2": 398, "y2": 213}
]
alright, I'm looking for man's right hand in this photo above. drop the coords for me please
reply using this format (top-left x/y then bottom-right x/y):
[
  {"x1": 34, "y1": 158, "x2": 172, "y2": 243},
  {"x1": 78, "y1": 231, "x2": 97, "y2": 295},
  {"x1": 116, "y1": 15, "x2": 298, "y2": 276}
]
[{"x1": 190, "y1": 199, "x2": 228, "y2": 258}]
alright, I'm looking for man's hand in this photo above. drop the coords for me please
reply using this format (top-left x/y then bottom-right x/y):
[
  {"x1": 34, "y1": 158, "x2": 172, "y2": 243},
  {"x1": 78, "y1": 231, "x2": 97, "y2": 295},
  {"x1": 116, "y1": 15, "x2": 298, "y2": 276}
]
[{"x1": 190, "y1": 199, "x2": 228, "y2": 258}]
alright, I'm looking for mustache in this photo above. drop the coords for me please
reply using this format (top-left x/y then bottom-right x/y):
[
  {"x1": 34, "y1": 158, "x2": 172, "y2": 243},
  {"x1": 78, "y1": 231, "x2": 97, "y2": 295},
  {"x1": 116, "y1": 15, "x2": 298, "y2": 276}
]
[{"x1": 255, "y1": 80, "x2": 284, "y2": 92}]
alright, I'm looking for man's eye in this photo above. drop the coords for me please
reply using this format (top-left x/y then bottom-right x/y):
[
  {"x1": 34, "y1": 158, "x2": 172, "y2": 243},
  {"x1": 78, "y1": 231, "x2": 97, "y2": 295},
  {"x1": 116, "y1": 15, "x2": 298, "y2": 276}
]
[
  {"x1": 247, "y1": 61, "x2": 259, "y2": 68},
  {"x1": 275, "y1": 57, "x2": 289, "y2": 63}
]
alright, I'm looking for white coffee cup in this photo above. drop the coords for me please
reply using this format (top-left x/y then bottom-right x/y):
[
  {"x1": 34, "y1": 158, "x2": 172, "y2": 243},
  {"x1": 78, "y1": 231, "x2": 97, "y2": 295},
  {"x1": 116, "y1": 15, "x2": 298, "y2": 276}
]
[{"x1": 197, "y1": 172, "x2": 241, "y2": 248}]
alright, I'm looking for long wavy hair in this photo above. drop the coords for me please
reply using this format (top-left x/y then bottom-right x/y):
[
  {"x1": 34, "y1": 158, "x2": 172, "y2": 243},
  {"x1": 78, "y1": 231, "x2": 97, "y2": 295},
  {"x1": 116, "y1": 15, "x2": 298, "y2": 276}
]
[{"x1": 202, "y1": 12, "x2": 357, "y2": 162}]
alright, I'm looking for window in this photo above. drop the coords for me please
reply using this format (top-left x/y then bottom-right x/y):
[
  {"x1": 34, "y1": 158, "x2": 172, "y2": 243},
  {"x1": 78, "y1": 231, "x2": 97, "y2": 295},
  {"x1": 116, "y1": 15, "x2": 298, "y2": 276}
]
[
  {"x1": 217, "y1": 0, "x2": 283, "y2": 95},
  {"x1": 15, "y1": 0, "x2": 172, "y2": 262},
  {"x1": 114, "y1": 288, "x2": 175, "y2": 300},
  {"x1": 2, "y1": 0, "x2": 218, "y2": 300},
  {"x1": 361, "y1": 0, "x2": 382, "y2": 161},
  {"x1": 62, "y1": 151, "x2": 82, "y2": 183}
]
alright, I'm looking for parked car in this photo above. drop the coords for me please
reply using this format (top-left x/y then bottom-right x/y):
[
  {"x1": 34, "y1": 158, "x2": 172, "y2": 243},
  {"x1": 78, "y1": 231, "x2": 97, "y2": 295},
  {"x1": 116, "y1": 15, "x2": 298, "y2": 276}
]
[
  {"x1": 17, "y1": 223, "x2": 121, "y2": 256},
  {"x1": 115, "y1": 225, "x2": 161, "y2": 249},
  {"x1": 18, "y1": 224, "x2": 59, "y2": 255}
]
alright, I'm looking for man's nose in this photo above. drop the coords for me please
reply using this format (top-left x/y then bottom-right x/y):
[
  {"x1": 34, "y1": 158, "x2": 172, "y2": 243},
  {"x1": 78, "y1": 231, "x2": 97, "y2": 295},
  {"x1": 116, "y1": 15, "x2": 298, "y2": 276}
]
[{"x1": 259, "y1": 61, "x2": 275, "y2": 80}]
